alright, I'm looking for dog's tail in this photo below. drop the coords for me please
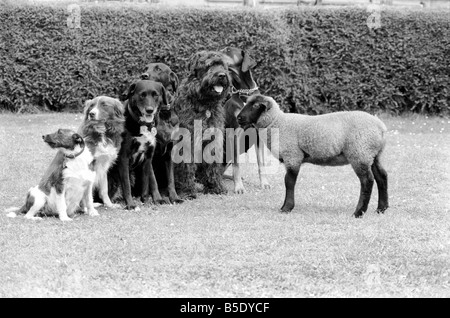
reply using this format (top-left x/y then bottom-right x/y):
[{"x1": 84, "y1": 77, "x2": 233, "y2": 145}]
[
  {"x1": 5, "y1": 190, "x2": 34, "y2": 218},
  {"x1": 4, "y1": 206, "x2": 25, "y2": 218}
]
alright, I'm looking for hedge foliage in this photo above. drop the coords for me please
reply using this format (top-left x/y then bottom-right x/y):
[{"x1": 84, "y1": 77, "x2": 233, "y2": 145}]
[{"x1": 1, "y1": 3, "x2": 449, "y2": 115}]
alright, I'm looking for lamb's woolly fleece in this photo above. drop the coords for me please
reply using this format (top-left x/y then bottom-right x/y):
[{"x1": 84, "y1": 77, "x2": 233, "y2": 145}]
[{"x1": 255, "y1": 97, "x2": 387, "y2": 169}]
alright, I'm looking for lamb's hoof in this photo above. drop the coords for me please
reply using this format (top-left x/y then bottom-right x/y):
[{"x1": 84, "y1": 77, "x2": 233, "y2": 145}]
[
  {"x1": 280, "y1": 205, "x2": 294, "y2": 213},
  {"x1": 376, "y1": 207, "x2": 388, "y2": 214},
  {"x1": 93, "y1": 203, "x2": 103, "y2": 208},
  {"x1": 353, "y1": 211, "x2": 364, "y2": 218},
  {"x1": 133, "y1": 206, "x2": 141, "y2": 212}
]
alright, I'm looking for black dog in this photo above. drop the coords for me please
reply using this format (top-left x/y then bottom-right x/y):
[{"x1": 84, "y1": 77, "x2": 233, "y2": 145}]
[
  {"x1": 221, "y1": 46, "x2": 270, "y2": 194},
  {"x1": 138, "y1": 63, "x2": 183, "y2": 204},
  {"x1": 108, "y1": 80, "x2": 169, "y2": 209},
  {"x1": 141, "y1": 62, "x2": 179, "y2": 104}
]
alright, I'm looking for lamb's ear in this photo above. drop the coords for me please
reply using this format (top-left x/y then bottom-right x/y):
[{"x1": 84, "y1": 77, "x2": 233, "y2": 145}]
[
  {"x1": 261, "y1": 96, "x2": 276, "y2": 111},
  {"x1": 241, "y1": 50, "x2": 257, "y2": 73},
  {"x1": 169, "y1": 71, "x2": 179, "y2": 92}
]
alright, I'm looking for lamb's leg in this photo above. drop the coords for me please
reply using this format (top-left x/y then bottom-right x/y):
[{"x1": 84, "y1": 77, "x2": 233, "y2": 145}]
[
  {"x1": 255, "y1": 141, "x2": 270, "y2": 190},
  {"x1": 371, "y1": 157, "x2": 388, "y2": 213},
  {"x1": 352, "y1": 164, "x2": 374, "y2": 218},
  {"x1": 280, "y1": 165, "x2": 300, "y2": 213}
]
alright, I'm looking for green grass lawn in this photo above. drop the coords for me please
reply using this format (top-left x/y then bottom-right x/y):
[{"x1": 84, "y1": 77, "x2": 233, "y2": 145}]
[{"x1": 0, "y1": 112, "x2": 449, "y2": 297}]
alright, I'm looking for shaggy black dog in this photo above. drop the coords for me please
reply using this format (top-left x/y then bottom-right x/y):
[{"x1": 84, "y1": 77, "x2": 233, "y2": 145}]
[{"x1": 172, "y1": 50, "x2": 231, "y2": 198}]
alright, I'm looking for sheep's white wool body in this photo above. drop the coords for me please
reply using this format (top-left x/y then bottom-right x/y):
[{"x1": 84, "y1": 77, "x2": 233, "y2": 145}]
[{"x1": 256, "y1": 98, "x2": 387, "y2": 170}]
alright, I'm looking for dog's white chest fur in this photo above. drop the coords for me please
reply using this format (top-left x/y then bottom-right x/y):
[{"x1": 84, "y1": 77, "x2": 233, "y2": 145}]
[
  {"x1": 93, "y1": 140, "x2": 119, "y2": 171},
  {"x1": 63, "y1": 150, "x2": 96, "y2": 182}
]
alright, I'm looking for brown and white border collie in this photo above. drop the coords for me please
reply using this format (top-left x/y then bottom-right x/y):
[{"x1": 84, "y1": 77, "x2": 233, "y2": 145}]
[
  {"x1": 6, "y1": 129, "x2": 97, "y2": 221},
  {"x1": 78, "y1": 96, "x2": 125, "y2": 208}
]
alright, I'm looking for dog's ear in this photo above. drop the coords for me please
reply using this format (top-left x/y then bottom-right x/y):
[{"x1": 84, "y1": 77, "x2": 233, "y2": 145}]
[
  {"x1": 124, "y1": 83, "x2": 136, "y2": 101},
  {"x1": 82, "y1": 99, "x2": 93, "y2": 120},
  {"x1": 169, "y1": 71, "x2": 179, "y2": 92},
  {"x1": 187, "y1": 52, "x2": 202, "y2": 77},
  {"x1": 113, "y1": 99, "x2": 125, "y2": 118},
  {"x1": 72, "y1": 133, "x2": 84, "y2": 145},
  {"x1": 241, "y1": 50, "x2": 257, "y2": 73},
  {"x1": 159, "y1": 84, "x2": 169, "y2": 110}
]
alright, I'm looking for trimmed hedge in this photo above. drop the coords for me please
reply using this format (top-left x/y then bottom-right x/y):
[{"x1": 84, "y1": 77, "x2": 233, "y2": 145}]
[{"x1": 1, "y1": 3, "x2": 449, "y2": 115}]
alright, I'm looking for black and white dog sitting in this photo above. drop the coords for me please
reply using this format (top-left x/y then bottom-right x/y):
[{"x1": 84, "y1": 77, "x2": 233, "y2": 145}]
[
  {"x1": 108, "y1": 80, "x2": 168, "y2": 209},
  {"x1": 6, "y1": 129, "x2": 97, "y2": 221}
]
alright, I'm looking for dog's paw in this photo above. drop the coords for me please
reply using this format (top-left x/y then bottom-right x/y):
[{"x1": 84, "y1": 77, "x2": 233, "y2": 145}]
[
  {"x1": 170, "y1": 197, "x2": 184, "y2": 204},
  {"x1": 59, "y1": 217, "x2": 73, "y2": 222},
  {"x1": 93, "y1": 202, "x2": 103, "y2": 208},
  {"x1": 88, "y1": 209, "x2": 100, "y2": 217},
  {"x1": 155, "y1": 198, "x2": 171, "y2": 205},
  {"x1": 24, "y1": 216, "x2": 43, "y2": 221},
  {"x1": 105, "y1": 203, "x2": 121, "y2": 209},
  {"x1": 6, "y1": 212, "x2": 17, "y2": 218},
  {"x1": 234, "y1": 183, "x2": 246, "y2": 194}
]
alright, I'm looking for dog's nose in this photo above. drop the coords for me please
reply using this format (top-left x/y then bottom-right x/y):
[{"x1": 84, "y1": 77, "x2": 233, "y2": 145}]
[
  {"x1": 88, "y1": 112, "x2": 96, "y2": 119},
  {"x1": 218, "y1": 73, "x2": 227, "y2": 79},
  {"x1": 145, "y1": 107, "x2": 154, "y2": 114},
  {"x1": 141, "y1": 73, "x2": 149, "y2": 80}
]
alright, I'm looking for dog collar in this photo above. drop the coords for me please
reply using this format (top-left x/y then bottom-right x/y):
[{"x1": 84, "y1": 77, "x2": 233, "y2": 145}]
[
  {"x1": 231, "y1": 86, "x2": 259, "y2": 96},
  {"x1": 65, "y1": 143, "x2": 85, "y2": 159}
]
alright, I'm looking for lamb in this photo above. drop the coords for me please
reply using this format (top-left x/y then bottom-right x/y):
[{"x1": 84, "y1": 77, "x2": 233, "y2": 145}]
[{"x1": 236, "y1": 94, "x2": 388, "y2": 218}]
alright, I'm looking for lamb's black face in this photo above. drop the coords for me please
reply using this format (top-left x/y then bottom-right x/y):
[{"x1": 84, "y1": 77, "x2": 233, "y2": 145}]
[{"x1": 237, "y1": 95, "x2": 268, "y2": 129}]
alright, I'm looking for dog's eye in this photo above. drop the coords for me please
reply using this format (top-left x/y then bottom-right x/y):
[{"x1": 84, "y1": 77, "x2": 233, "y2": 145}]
[
  {"x1": 141, "y1": 92, "x2": 147, "y2": 98},
  {"x1": 252, "y1": 104, "x2": 260, "y2": 109},
  {"x1": 152, "y1": 92, "x2": 158, "y2": 98}
]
